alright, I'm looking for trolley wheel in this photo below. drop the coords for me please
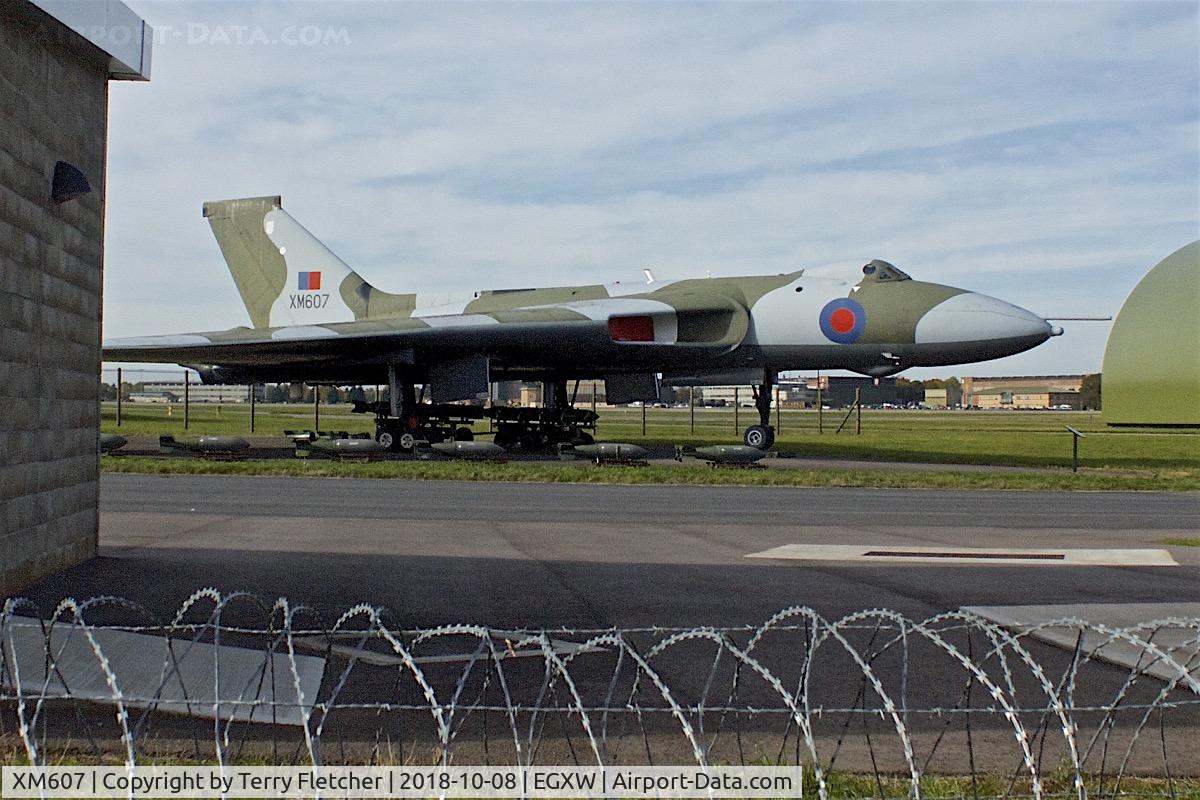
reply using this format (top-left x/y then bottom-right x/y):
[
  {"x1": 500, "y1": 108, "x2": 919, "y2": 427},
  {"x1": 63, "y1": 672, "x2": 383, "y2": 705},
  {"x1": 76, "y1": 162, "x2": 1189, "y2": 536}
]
[{"x1": 454, "y1": 426, "x2": 475, "y2": 442}]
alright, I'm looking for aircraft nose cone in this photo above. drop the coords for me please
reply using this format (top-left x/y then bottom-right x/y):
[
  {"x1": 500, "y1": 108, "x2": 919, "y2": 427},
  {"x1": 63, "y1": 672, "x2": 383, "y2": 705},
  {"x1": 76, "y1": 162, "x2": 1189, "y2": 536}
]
[{"x1": 915, "y1": 292, "x2": 1053, "y2": 344}]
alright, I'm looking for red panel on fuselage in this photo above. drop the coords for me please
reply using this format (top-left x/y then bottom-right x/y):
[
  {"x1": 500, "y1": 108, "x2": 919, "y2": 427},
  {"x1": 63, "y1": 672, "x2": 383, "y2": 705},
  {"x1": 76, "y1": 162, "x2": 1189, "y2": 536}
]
[{"x1": 608, "y1": 315, "x2": 656, "y2": 342}]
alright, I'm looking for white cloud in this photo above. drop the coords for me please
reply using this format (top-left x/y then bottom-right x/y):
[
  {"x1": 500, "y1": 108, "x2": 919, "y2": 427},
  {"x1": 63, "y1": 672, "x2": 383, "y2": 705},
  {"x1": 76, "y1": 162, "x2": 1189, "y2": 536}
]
[{"x1": 104, "y1": 0, "x2": 1199, "y2": 379}]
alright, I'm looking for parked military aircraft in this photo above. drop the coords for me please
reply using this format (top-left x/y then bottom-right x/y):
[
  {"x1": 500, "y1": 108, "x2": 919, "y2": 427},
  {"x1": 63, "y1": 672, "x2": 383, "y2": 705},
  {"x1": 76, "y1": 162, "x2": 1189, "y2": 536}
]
[{"x1": 103, "y1": 196, "x2": 1062, "y2": 450}]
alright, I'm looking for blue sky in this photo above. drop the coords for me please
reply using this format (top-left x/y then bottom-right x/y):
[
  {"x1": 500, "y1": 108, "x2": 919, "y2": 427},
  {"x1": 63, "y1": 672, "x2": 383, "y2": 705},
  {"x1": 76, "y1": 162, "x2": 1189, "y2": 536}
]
[{"x1": 106, "y1": 0, "x2": 1199, "y2": 380}]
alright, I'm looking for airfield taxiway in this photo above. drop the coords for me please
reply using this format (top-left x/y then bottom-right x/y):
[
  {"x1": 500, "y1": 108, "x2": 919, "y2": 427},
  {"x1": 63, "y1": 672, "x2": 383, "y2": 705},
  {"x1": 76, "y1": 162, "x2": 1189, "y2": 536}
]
[
  {"x1": 12, "y1": 474, "x2": 1200, "y2": 772},
  {"x1": 20, "y1": 474, "x2": 1199, "y2": 627}
]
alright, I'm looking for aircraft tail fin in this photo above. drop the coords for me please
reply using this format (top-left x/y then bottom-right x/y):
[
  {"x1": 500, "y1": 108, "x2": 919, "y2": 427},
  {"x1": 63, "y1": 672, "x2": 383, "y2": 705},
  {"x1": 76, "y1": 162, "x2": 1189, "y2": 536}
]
[{"x1": 202, "y1": 196, "x2": 414, "y2": 329}]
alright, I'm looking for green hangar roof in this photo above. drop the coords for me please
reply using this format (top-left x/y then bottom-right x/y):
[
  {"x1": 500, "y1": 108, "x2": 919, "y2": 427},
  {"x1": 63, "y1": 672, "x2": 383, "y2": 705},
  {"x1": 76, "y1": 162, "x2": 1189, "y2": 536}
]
[{"x1": 1102, "y1": 241, "x2": 1200, "y2": 427}]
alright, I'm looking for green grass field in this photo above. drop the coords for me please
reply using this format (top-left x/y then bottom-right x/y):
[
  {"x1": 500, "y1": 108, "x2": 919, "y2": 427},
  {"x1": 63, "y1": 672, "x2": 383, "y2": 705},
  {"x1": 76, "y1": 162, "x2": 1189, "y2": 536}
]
[
  {"x1": 100, "y1": 455, "x2": 1197, "y2": 491},
  {"x1": 100, "y1": 402, "x2": 1199, "y2": 490}
]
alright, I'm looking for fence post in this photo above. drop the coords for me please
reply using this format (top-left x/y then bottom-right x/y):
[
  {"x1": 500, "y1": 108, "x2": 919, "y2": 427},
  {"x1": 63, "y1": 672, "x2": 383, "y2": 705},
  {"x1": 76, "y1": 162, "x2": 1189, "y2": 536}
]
[
  {"x1": 183, "y1": 370, "x2": 190, "y2": 430},
  {"x1": 314, "y1": 385, "x2": 320, "y2": 432},
  {"x1": 689, "y1": 388, "x2": 695, "y2": 434},
  {"x1": 817, "y1": 384, "x2": 823, "y2": 434},
  {"x1": 116, "y1": 367, "x2": 122, "y2": 427},
  {"x1": 775, "y1": 386, "x2": 781, "y2": 434},
  {"x1": 734, "y1": 387, "x2": 739, "y2": 433},
  {"x1": 250, "y1": 384, "x2": 257, "y2": 433},
  {"x1": 835, "y1": 389, "x2": 860, "y2": 435}
]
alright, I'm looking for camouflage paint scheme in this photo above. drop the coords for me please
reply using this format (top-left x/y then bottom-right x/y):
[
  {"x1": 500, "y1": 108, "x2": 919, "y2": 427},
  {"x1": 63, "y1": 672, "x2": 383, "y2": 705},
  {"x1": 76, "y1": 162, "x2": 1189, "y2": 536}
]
[
  {"x1": 103, "y1": 196, "x2": 1058, "y2": 391},
  {"x1": 1102, "y1": 241, "x2": 1200, "y2": 427}
]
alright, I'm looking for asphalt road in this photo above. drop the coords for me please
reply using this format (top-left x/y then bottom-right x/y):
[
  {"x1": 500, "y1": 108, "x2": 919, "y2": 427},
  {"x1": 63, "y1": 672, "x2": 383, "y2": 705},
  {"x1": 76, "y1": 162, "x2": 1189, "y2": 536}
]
[
  {"x1": 22, "y1": 474, "x2": 1198, "y2": 628},
  {"x1": 100, "y1": 473, "x2": 1198, "y2": 527},
  {"x1": 13, "y1": 474, "x2": 1200, "y2": 768}
]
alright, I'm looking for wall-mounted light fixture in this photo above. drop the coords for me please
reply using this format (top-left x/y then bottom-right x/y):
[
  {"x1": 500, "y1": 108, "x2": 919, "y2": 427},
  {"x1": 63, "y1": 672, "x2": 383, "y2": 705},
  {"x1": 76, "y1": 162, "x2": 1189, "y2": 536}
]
[{"x1": 51, "y1": 160, "x2": 91, "y2": 204}]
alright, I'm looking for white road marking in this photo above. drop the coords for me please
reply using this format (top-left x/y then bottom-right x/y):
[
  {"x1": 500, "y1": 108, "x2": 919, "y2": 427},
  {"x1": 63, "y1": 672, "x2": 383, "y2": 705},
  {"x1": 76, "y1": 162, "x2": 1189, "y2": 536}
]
[
  {"x1": 2, "y1": 617, "x2": 324, "y2": 725},
  {"x1": 744, "y1": 544, "x2": 1178, "y2": 566},
  {"x1": 964, "y1": 603, "x2": 1200, "y2": 690}
]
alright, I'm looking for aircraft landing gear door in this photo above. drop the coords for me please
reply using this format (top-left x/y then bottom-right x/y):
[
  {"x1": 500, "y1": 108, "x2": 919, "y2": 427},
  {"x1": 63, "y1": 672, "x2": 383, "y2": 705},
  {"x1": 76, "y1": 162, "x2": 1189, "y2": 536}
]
[{"x1": 745, "y1": 369, "x2": 776, "y2": 450}]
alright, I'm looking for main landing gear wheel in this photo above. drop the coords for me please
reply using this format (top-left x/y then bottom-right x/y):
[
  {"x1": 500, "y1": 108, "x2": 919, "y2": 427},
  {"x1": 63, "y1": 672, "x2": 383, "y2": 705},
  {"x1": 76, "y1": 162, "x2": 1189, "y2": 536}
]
[{"x1": 744, "y1": 425, "x2": 775, "y2": 450}]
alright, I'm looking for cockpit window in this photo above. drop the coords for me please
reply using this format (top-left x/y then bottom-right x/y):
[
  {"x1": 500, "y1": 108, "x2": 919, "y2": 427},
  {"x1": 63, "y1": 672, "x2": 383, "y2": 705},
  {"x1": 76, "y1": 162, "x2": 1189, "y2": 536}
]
[{"x1": 862, "y1": 260, "x2": 911, "y2": 282}]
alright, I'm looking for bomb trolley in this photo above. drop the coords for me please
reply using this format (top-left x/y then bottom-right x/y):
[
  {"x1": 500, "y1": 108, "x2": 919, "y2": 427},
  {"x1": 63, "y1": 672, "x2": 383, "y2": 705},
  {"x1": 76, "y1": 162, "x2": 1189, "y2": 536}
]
[{"x1": 354, "y1": 401, "x2": 597, "y2": 453}]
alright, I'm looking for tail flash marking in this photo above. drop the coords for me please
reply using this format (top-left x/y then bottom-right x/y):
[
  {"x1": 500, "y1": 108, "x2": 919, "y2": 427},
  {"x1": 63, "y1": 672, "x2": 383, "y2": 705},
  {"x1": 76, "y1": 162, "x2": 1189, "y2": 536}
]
[{"x1": 203, "y1": 195, "x2": 416, "y2": 329}]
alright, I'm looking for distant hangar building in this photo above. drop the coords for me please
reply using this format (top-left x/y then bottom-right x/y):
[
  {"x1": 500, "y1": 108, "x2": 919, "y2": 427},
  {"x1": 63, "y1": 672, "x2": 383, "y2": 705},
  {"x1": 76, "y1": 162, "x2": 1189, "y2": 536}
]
[
  {"x1": 1102, "y1": 241, "x2": 1200, "y2": 427},
  {"x1": 962, "y1": 376, "x2": 1084, "y2": 410},
  {"x1": 966, "y1": 386, "x2": 1080, "y2": 411},
  {"x1": 138, "y1": 381, "x2": 265, "y2": 404},
  {"x1": 804, "y1": 376, "x2": 898, "y2": 407},
  {"x1": 922, "y1": 386, "x2": 962, "y2": 408},
  {"x1": 0, "y1": 1, "x2": 150, "y2": 596}
]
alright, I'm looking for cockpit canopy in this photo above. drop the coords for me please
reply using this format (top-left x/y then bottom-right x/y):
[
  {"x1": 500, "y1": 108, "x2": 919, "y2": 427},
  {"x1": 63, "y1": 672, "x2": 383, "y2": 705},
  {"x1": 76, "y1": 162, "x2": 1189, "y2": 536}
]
[{"x1": 861, "y1": 259, "x2": 911, "y2": 282}]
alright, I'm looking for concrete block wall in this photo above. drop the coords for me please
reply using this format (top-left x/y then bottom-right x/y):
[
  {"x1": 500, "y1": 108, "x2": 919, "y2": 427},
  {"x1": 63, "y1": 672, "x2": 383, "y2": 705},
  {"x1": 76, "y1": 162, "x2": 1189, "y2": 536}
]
[{"x1": 0, "y1": 4, "x2": 110, "y2": 596}]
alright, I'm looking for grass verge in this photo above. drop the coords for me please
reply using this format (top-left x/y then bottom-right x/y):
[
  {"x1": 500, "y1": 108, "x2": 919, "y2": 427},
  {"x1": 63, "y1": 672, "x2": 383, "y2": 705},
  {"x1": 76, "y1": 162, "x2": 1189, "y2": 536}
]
[
  {"x1": 101, "y1": 456, "x2": 1198, "y2": 492},
  {"x1": 101, "y1": 405, "x2": 1200, "y2": 473}
]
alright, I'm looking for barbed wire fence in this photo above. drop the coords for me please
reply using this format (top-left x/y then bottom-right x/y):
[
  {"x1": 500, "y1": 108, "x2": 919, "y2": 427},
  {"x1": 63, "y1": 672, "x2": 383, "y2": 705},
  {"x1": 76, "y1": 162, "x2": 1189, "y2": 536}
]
[{"x1": 3, "y1": 592, "x2": 1199, "y2": 797}]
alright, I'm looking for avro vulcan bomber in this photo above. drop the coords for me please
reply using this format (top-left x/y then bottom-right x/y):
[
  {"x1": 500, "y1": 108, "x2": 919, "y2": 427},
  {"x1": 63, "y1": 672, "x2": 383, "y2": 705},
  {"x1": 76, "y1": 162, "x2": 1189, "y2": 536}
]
[{"x1": 104, "y1": 196, "x2": 1062, "y2": 450}]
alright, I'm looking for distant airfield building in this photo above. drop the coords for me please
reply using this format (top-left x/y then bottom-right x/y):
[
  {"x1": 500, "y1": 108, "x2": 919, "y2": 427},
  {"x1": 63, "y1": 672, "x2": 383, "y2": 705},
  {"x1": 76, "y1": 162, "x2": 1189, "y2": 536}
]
[
  {"x1": 672, "y1": 377, "x2": 895, "y2": 408},
  {"x1": 1102, "y1": 241, "x2": 1200, "y2": 427},
  {"x1": 511, "y1": 381, "x2": 605, "y2": 407},
  {"x1": 923, "y1": 386, "x2": 963, "y2": 408},
  {"x1": 699, "y1": 380, "x2": 813, "y2": 407},
  {"x1": 138, "y1": 381, "x2": 265, "y2": 404},
  {"x1": 804, "y1": 376, "x2": 899, "y2": 407},
  {"x1": 967, "y1": 387, "x2": 1081, "y2": 410},
  {"x1": 962, "y1": 376, "x2": 1084, "y2": 410},
  {"x1": 0, "y1": 1, "x2": 150, "y2": 596},
  {"x1": 518, "y1": 384, "x2": 543, "y2": 407},
  {"x1": 127, "y1": 391, "x2": 173, "y2": 404}
]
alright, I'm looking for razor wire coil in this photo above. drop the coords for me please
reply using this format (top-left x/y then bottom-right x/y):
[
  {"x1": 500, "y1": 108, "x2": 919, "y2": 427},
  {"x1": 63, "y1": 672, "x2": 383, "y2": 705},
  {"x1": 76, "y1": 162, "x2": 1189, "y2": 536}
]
[{"x1": 2, "y1": 592, "x2": 1199, "y2": 799}]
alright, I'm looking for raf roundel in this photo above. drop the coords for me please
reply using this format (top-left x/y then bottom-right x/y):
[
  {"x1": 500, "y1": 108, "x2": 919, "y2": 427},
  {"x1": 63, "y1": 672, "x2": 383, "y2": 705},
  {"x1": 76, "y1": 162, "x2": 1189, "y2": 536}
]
[{"x1": 819, "y1": 297, "x2": 867, "y2": 344}]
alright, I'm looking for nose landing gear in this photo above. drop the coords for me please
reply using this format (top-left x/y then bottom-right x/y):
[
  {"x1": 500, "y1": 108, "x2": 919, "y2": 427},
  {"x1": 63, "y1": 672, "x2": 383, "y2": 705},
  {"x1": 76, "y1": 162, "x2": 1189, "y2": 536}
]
[
  {"x1": 743, "y1": 424, "x2": 774, "y2": 449},
  {"x1": 744, "y1": 369, "x2": 776, "y2": 450}
]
